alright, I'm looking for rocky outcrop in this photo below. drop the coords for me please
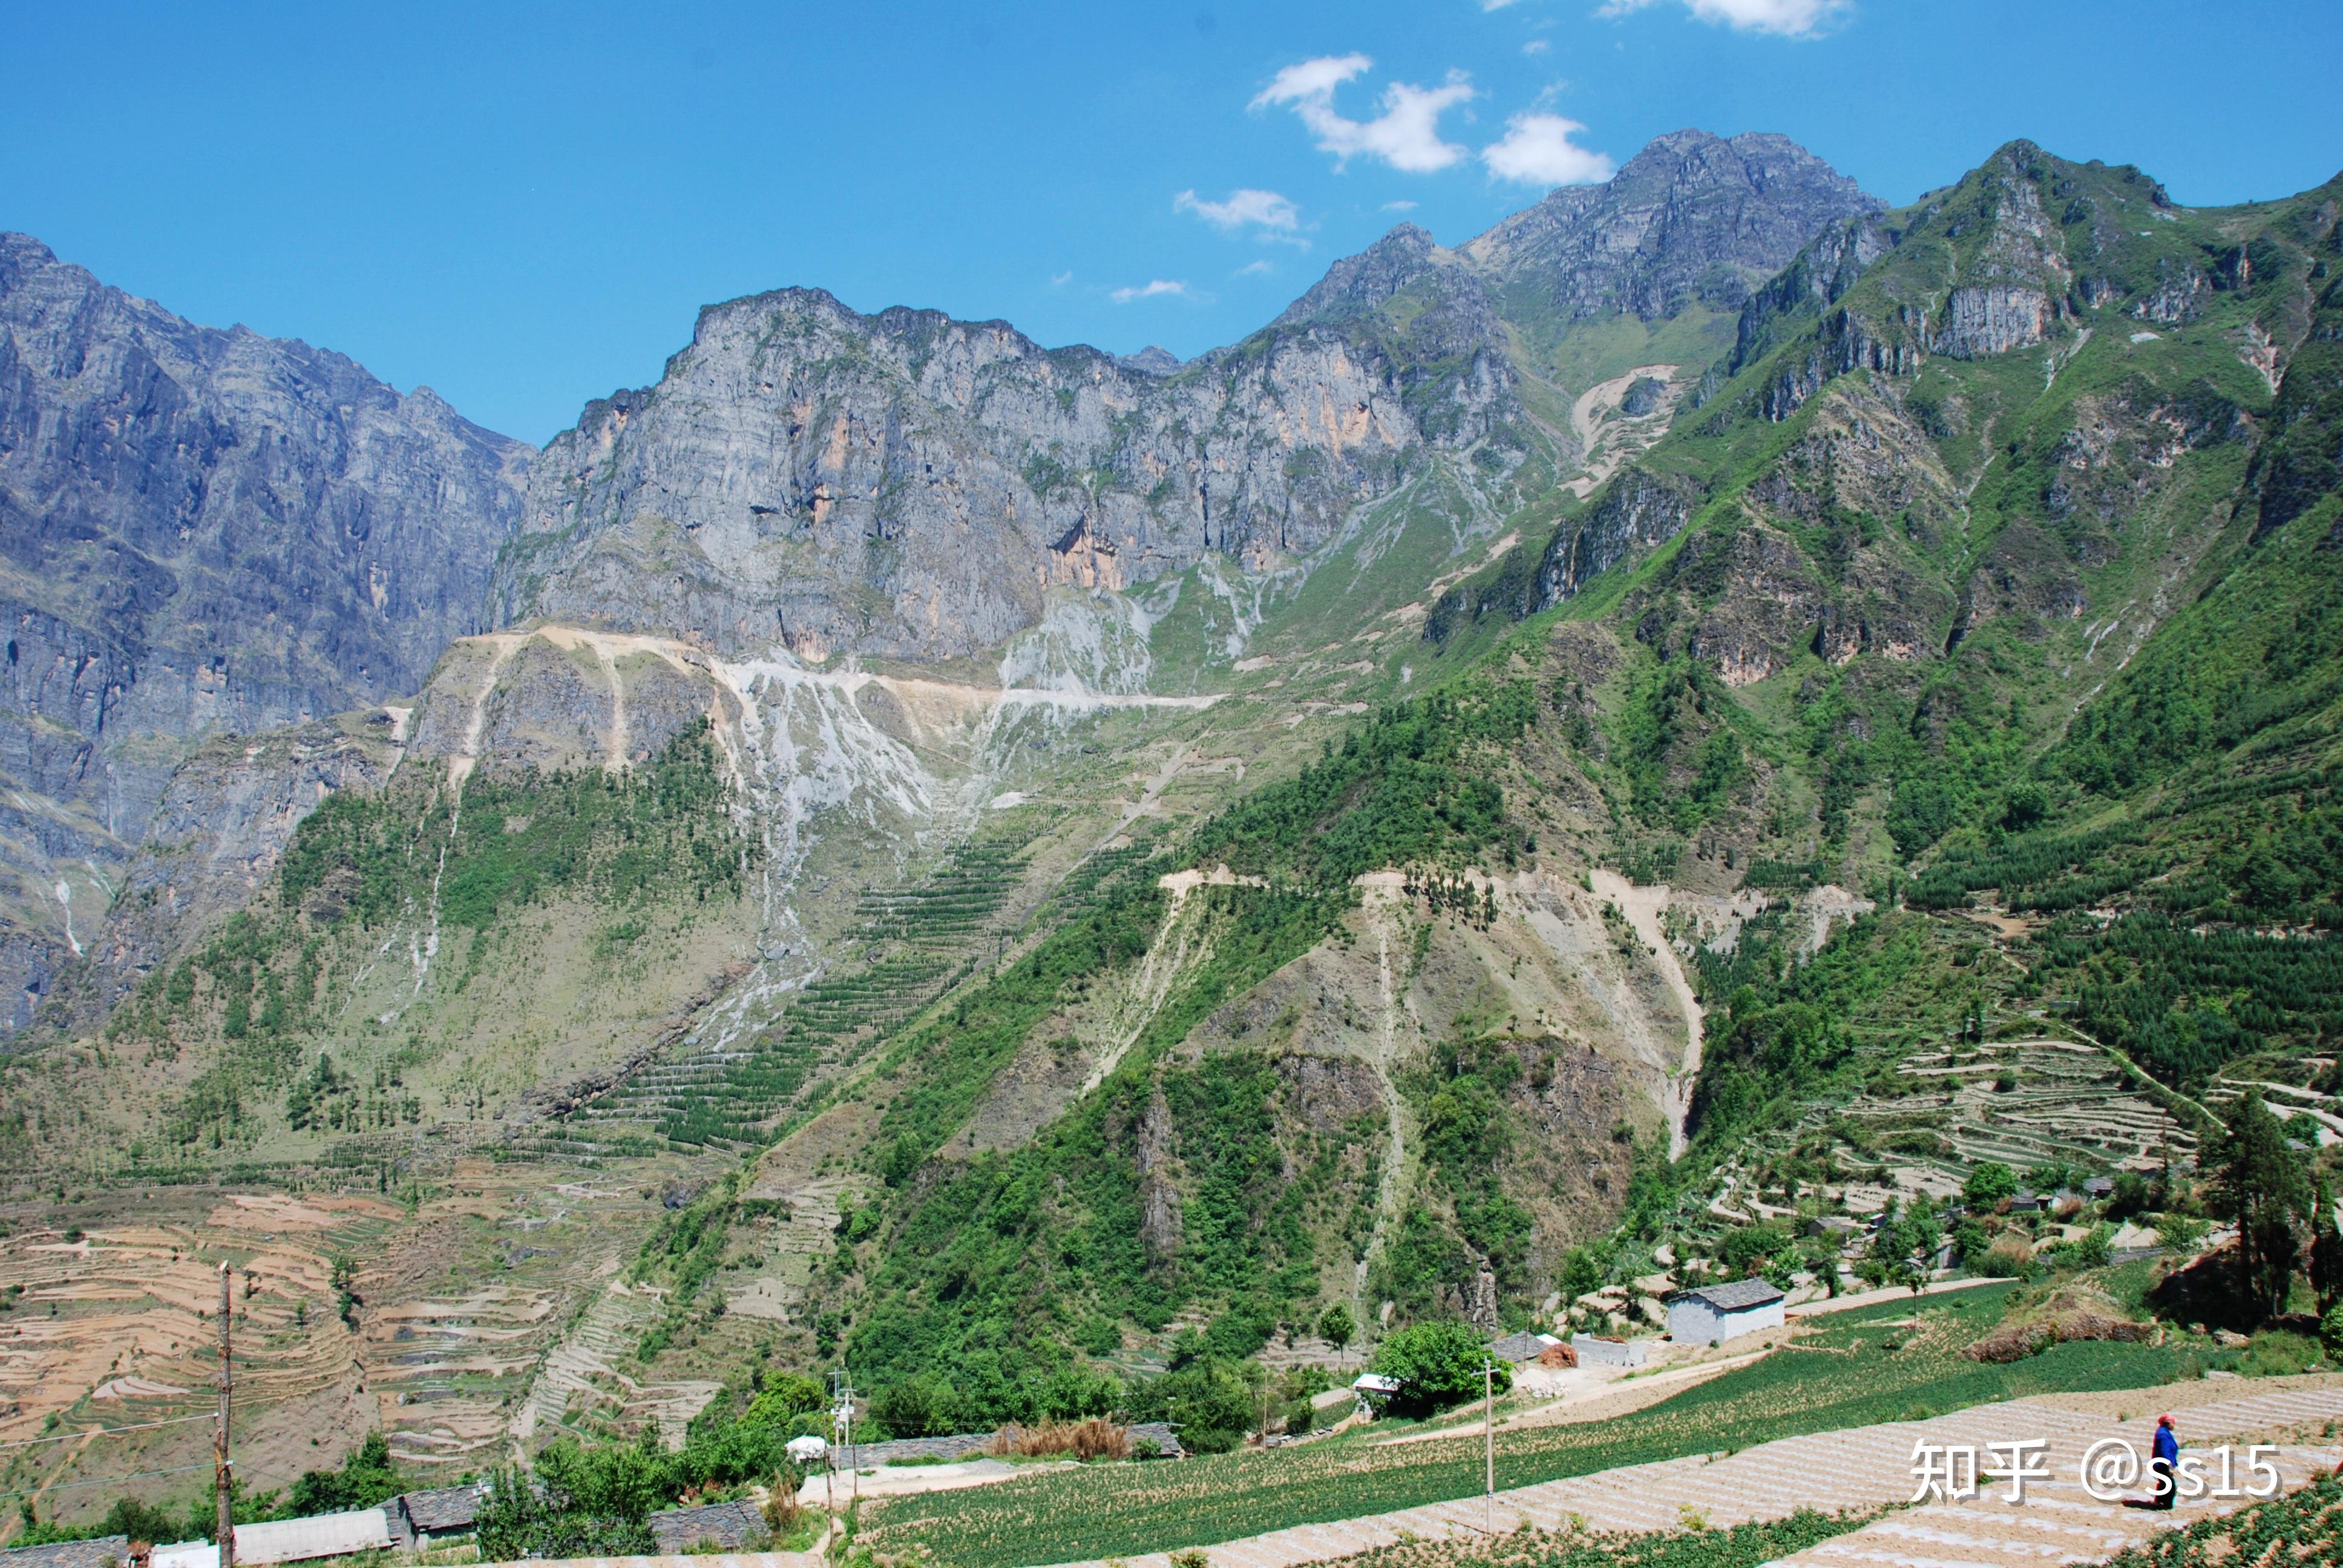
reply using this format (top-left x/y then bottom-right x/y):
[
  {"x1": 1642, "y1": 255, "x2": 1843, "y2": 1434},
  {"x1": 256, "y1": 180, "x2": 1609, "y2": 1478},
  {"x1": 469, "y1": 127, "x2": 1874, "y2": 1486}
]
[
  {"x1": 1276, "y1": 223, "x2": 1485, "y2": 327},
  {"x1": 1464, "y1": 130, "x2": 1883, "y2": 321},
  {"x1": 493, "y1": 131, "x2": 1881, "y2": 668},
  {"x1": 1536, "y1": 468, "x2": 1703, "y2": 607},
  {"x1": 1730, "y1": 214, "x2": 1898, "y2": 375},
  {"x1": 1672, "y1": 525, "x2": 1827, "y2": 687}
]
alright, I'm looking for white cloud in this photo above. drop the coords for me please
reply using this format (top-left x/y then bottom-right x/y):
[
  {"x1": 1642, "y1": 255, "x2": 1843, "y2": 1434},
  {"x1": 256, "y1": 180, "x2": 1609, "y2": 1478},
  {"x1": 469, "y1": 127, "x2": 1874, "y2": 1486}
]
[
  {"x1": 1481, "y1": 114, "x2": 1614, "y2": 186},
  {"x1": 1236, "y1": 260, "x2": 1275, "y2": 276},
  {"x1": 1251, "y1": 54, "x2": 1476, "y2": 174},
  {"x1": 1596, "y1": 0, "x2": 1850, "y2": 36},
  {"x1": 1175, "y1": 188, "x2": 1301, "y2": 232},
  {"x1": 1381, "y1": 199, "x2": 1418, "y2": 212},
  {"x1": 1522, "y1": 38, "x2": 1551, "y2": 54},
  {"x1": 1109, "y1": 279, "x2": 1193, "y2": 303},
  {"x1": 1049, "y1": 270, "x2": 1073, "y2": 287}
]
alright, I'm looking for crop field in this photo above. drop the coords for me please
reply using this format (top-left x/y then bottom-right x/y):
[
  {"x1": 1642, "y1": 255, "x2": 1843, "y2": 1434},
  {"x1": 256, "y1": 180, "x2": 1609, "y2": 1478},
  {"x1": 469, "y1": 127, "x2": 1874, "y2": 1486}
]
[
  {"x1": 1308, "y1": 1508, "x2": 1877, "y2": 1568},
  {"x1": 2111, "y1": 1472, "x2": 2343, "y2": 1568},
  {"x1": 859, "y1": 1287, "x2": 2213, "y2": 1567}
]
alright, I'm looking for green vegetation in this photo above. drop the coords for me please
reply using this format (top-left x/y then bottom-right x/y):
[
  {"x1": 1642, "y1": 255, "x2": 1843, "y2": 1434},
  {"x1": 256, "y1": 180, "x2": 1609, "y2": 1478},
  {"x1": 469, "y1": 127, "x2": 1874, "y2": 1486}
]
[
  {"x1": 1374, "y1": 1031, "x2": 1542, "y2": 1313},
  {"x1": 1325, "y1": 1508, "x2": 1879, "y2": 1568},
  {"x1": 11, "y1": 1432, "x2": 415, "y2": 1548},
  {"x1": 859, "y1": 1289, "x2": 2201, "y2": 1567},
  {"x1": 2207, "y1": 1089, "x2": 2313, "y2": 1321},
  {"x1": 97, "y1": 723, "x2": 756, "y2": 1158},
  {"x1": 1366, "y1": 1320, "x2": 1513, "y2": 1416},
  {"x1": 1189, "y1": 685, "x2": 1538, "y2": 886},
  {"x1": 2111, "y1": 1472, "x2": 2343, "y2": 1568}
]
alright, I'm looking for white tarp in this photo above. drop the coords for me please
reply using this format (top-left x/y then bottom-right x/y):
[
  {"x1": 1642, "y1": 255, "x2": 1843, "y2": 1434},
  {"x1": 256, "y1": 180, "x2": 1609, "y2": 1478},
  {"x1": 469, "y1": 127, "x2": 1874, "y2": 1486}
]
[{"x1": 150, "y1": 1545, "x2": 215, "y2": 1568}]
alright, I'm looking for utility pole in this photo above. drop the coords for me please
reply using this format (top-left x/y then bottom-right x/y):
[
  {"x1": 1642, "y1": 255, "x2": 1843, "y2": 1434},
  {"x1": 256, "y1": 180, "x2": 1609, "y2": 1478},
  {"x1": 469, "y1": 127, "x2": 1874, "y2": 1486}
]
[
  {"x1": 828, "y1": 1369, "x2": 859, "y2": 1514},
  {"x1": 1482, "y1": 1357, "x2": 1494, "y2": 1536},
  {"x1": 215, "y1": 1263, "x2": 234, "y2": 1568}
]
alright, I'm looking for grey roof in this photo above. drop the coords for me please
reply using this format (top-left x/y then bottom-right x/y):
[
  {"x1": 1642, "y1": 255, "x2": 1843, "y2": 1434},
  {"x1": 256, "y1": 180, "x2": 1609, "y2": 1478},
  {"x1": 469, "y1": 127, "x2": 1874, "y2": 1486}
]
[
  {"x1": 0, "y1": 1540, "x2": 131, "y2": 1568},
  {"x1": 649, "y1": 1501, "x2": 765, "y2": 1553},
  {"x1": 1487, "y1": 1331, "x2": 1549, "y2": 1364},
  {"x1": 1129, "y1": 1420, "x2": 1185, "y2": 1459},
  {"x1": 1673, "y1": 1278, "x2": 1786, "y2": 1311},
  {"x1": 395, "y1": 1484, "x2": 485, "y2": 1533}
]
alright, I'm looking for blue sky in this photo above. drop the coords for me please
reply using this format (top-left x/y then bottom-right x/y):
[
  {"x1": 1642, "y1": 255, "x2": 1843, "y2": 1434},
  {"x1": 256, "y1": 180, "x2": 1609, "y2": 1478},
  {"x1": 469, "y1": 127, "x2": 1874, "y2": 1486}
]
[{"x1": 7, "y1": 0, "x2": 2337, "y2": 444}]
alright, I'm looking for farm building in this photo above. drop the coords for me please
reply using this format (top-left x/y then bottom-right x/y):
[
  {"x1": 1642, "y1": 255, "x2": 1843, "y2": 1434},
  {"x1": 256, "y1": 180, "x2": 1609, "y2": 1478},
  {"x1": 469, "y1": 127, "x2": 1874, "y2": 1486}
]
[
  {"x1": 0, "y1": 1538, "x2": 129, "y2": 1568},
  {"x1": 1665, "y1": 1279, "x2": 1786, "y2": 1346},
  {"x1": 388, "y1": 1484, "x2": 485, "y2": 1549},
  {"x1": 1486, "y1": 1331, "x2": 1561, "y2": 1364},
  {"x1": 650, "y1": 1501, "x2": 766, "y2": 1553},
  {"x1": 146, "y1": 1510, "x2": 395, "y2": 1568}
]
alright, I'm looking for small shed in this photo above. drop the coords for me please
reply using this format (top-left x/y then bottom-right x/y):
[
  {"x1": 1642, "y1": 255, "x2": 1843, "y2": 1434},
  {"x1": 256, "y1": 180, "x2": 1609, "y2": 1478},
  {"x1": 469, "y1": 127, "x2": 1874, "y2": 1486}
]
[
  {"x1": 1571, "y1": 1335, "x2": 1647, "y2": 1368},
  {"x1": 1127, "y1": 1421, "x2": 1185, "y2": 1459},
  {"x1": 1350, "y1": 1372, "x2": 1401, "y2": 1415},
  {"x1": 1665, "y1": 1279, "x2": 1786, "y2": 1347},
  {"x1": 1486, "y1": 1331, "x2": 1552, "y2": 1365},
  {"x1": 0, "y1": 1537, "x2": 130, "y2": 1568},
  {"x1": 2082, "y1": 1176, "x2": 2115, "y2": 1200},
  {"x1": 149, "y1": 1546, "x2": 214, "y2": 1568},
  {"x1": 649, "y1": 1501, "x2": 765, "y2": 1553},
  {"x1": 2007, "y1": 1189, "x2": 2043, "y2": 1214}
]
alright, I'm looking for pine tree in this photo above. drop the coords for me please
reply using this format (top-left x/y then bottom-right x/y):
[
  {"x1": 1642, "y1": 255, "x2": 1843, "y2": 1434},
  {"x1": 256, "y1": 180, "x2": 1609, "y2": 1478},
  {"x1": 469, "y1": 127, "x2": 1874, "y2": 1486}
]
[
  {"x1": 2210, "y1": 1090, "x2": 2311, "y2": 1322},
  {"x1": 2312, "y1": 1175, "x2": 2343, "y2": 1312}
]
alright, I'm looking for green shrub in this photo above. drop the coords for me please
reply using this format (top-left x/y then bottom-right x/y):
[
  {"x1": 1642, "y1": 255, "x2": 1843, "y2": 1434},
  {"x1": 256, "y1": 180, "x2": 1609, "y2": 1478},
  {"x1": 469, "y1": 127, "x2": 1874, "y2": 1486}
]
[{"x1": 1368, "y1": 1321, "x2": 1511, "y2": 1417}]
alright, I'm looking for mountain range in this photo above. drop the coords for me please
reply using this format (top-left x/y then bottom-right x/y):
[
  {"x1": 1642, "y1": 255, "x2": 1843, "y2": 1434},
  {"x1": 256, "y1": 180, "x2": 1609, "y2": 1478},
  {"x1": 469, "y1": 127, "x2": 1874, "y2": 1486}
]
[{"x1": 0, "y1": 123, "x2": 2338, "y2": 1514}]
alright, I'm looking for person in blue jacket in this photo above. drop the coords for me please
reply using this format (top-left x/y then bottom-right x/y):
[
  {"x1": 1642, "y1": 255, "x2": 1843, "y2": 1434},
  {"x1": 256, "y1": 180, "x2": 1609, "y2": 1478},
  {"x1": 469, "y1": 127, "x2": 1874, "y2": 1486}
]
[{"x1": 2151, "y1": 1413, "x2": 2180, "y2": 1510}]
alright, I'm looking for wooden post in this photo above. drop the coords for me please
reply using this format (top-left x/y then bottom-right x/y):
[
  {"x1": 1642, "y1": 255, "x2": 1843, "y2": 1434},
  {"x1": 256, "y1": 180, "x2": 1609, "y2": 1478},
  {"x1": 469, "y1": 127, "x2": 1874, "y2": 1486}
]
[{"x1": 215, "y1": 1263, "x2": 234, "y2": 1568}]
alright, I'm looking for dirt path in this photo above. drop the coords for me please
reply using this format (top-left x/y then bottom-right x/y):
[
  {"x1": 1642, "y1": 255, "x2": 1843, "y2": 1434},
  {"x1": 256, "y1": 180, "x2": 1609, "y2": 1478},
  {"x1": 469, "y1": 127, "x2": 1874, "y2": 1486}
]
[
  {"x1": 1587, "y1": 871, "x2": 1702, "y2": 1157},
  {"x1": 1034, "y1": 1383, "x2": 2343, "y2": 1568}
]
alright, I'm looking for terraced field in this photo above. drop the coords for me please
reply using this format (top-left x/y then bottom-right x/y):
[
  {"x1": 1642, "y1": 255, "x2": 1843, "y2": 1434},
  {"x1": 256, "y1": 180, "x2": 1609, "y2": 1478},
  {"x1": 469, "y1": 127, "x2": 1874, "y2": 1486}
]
[
  {"x1": 1705, "y1": 1034, "x2": 2200, "y2": 1224},
  {"x1": 565, "y1": 843, "x2": 1027, "y2": 1154},
  {"x1": 0, "y1": 1147, "x2": 726, "y2": 1524}
]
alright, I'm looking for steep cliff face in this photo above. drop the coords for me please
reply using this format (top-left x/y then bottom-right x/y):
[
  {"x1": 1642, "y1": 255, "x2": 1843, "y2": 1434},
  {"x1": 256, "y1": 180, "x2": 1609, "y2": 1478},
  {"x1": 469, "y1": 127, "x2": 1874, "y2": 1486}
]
[
  {"x1": 496, "y1": 132, "x2": 1882, "y2": 670},
  {"x1": 496, "y1": 286, "x2": 1506, "y2": 663},
  {"x1": 1537, "y1": 466, "x2": 1703, "y2": 603},
  {"x1": 0, "y1": 233, "x2": 529, "y2": 1025}
]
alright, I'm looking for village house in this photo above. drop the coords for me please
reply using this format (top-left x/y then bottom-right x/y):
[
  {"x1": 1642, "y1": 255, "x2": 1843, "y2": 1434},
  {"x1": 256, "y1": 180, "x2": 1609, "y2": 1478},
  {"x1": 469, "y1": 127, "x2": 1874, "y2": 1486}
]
[{"x1": 1665, "y1": 1279, "x2": 1787, "y2": 1347}]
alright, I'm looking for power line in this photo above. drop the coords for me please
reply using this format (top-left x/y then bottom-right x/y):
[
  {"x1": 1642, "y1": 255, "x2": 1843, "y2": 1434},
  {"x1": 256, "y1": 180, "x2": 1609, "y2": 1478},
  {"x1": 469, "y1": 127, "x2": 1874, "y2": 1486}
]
[
  {"x1": 0, "y1": 1461, "x2": 217, "y2": 1504},
  {"x1": 0, "y1": 1416, "x2": 217, "y2": 1453},
  {"x1": 0, "y1": 1390, "x2": 314, "y2": 1456}
]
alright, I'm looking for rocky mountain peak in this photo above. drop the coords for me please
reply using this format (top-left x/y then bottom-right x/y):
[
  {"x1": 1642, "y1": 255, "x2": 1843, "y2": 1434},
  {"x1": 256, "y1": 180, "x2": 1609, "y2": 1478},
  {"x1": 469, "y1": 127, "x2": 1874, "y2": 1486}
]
[
  {"x1": 1274, "y1": 222, "x2": 1452, "y2": 325},
  {"x1": 1463, "y1": 128, "x2": 1883, "y2": 319}
]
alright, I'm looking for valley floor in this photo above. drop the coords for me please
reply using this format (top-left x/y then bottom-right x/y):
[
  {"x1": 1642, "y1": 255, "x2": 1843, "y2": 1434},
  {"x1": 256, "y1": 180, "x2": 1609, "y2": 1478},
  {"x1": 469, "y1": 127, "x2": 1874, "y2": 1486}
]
[{"x1": 434, "y1": 1376, "x2": 2343, "y2": 1568}]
